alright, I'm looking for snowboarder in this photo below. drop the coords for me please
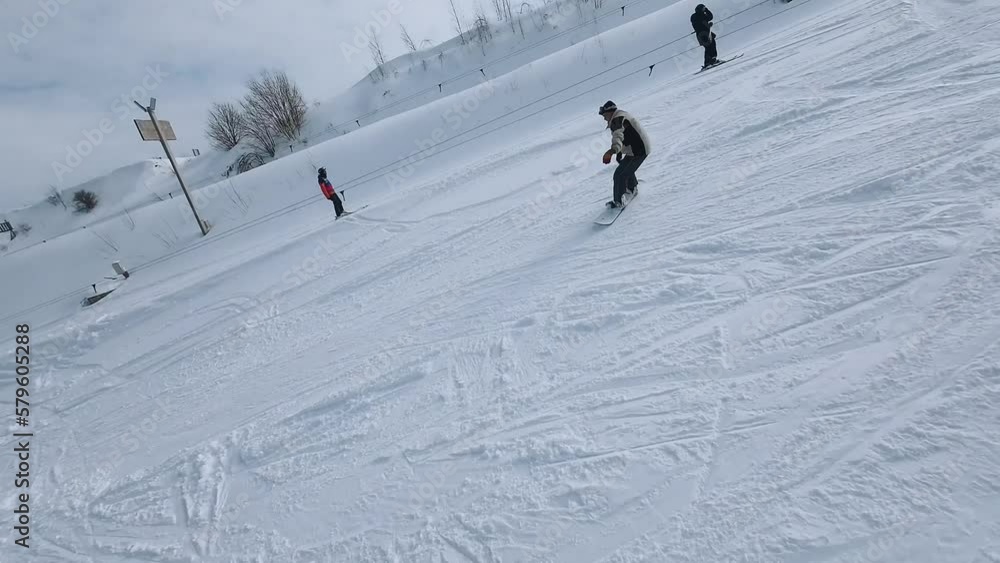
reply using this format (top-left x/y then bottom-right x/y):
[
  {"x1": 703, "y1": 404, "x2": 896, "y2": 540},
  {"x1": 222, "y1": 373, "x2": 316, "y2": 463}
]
[
  {"x1": 691, "y1": 4, "x2": 719, "y2": 69},
  {"x1": 318, "y1": 167, "x2": 344, "y2": 218},
  {"x1": 599, "y1": 101, "x2": 651, "y2": 208}
]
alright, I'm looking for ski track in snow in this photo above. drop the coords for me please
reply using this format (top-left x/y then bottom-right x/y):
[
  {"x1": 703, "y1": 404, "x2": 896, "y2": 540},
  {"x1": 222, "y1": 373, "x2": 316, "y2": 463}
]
[{"x1": 7, "y1": 0, "x2": 1000, "y2": 561}]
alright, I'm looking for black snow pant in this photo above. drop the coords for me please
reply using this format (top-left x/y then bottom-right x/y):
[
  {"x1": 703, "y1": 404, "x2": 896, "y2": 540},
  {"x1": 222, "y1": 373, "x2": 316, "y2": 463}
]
[
  {"x1": 699, "y1": 32, "x2": 718, "y2": 67},
  {"x1": 613, "y1": 154, "x2": 646, "y2": 204},
  {"x1": 329, "y1": 194, "x2": 344, "y2": 216}
]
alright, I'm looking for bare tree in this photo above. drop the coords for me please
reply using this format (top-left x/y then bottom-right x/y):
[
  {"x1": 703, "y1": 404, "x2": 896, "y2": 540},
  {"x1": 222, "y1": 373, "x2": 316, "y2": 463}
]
[
  {"x1": 501, "y1": 0, "x2": 517, "y2": 35},
  {"x1": 240, "y1": 110, "x2": 278, "y2": 157},
  {"x1": 400, "y1": 24, "x2": 418, "y2": 52},
  {"x1": 368, "y1": 31, "x2": 387, "y2": 81},
  {"x1": 241, "y1": 70, "x2": 307, "y2": 143},
  {"x1": 235, "y1": 152, "x2": 266, "y2": 173},
  {"x1": 494, "y1": 0, "x2": 514, "y2": 24},
  {"x1": 472, "y1": 8, "x2": 492, "y2": 55},
  {"x1": 513, "y1": 0, "x2": 525, "y2": 37},
  {"x1": 526, "y1": 3, "x2": 545, "y2": 32},
  {"x1": 491, "y1": 0, "x2": 504, "y2": 21},
  {"x1": 448, "y1": 0, "x2": 466, "y2": 44},
  {"x1": 46, "y1": 185, "x2": 67, "y2": 209},
  {"x1": 240, "y1": 83, "x2": 278, "y2": 158},
  {"x1": 206, "y1": 101, "x2": 247, "y2": 151}
]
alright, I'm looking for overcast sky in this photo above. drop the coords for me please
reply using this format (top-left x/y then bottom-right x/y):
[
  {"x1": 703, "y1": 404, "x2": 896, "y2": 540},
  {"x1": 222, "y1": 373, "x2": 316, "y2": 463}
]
[{"x1": 0, "y1": 0, "x2": 475, "y2": 209}]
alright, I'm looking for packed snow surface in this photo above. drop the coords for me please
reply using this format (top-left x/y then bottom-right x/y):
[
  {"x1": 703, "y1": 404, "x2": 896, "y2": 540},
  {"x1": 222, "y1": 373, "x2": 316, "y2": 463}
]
[{"x1": 3, "y1": 0, "x2": 1000, "y2": 561}]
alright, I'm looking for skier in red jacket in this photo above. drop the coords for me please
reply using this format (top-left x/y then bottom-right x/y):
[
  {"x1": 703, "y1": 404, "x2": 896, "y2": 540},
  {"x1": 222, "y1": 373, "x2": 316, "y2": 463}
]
[{"x1": 318, "y1": 167, "x2": 344, "y2": 218}]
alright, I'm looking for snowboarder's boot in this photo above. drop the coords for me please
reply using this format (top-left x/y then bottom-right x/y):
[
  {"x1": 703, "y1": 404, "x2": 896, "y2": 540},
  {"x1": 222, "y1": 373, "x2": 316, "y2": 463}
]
[{"x1": 606, "y1": 200, "x2": 620, "y2": 208}]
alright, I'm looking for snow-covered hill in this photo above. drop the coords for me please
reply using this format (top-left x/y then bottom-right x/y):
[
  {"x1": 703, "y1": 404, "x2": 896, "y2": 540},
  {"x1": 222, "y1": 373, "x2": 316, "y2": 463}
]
[
  {"x1": 304, "y1": 0, "x2": 684, "y2": 139},
  {"x1": 4, "y1": 0, "x2": 1000, "y2": 560},
  {"x1": 0, "y1": 0, "x2": 673, "y2": 257},
  {"x1": 0, "y1": 152, "x2": 234, "y2": 253},
  {"x1": 1, "y1": 0, "x2": 797, "y2": 322}
]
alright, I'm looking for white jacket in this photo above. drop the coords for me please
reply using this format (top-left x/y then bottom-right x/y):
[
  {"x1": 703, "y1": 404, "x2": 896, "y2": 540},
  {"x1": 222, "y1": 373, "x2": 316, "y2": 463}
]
[{"x1": 607, "y1": 109, "x2": 652, "y2": 157}]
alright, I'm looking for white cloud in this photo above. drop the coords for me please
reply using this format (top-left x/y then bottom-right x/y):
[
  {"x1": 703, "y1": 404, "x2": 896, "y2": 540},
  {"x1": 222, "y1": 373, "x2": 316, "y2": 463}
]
[{"x1": 0, "y1": 0, "x2": 475, "y2": 209}]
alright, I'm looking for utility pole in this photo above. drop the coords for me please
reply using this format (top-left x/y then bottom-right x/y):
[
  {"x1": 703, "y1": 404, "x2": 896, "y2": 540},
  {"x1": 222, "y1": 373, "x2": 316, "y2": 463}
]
[{"x1": 133, "y1": 98, "x2": 209, "y2": 236}]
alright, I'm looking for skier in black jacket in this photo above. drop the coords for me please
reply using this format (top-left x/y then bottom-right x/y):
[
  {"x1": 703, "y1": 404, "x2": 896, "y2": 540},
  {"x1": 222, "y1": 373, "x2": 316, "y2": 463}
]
[{"x1": 691, "y1": 4, "x2": 719, "y2": 69}]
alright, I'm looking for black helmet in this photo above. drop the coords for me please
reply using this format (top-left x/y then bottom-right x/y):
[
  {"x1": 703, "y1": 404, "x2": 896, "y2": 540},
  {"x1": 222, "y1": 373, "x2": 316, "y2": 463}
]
[
  {"x1": 318, "y1": 167, "x2": 327, "y2": 178},
  {"x1": 696, "y1": 3, "x2": 706, "y2": 12},
  {"x1": 599, "y1": 100, "x2": 617, "y2": 115}
]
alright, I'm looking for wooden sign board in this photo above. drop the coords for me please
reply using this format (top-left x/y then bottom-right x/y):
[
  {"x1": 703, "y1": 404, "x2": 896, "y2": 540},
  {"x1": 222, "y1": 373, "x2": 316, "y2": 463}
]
[{"x1": 134, "y1": 119, "x2": 177, "y2": 141}]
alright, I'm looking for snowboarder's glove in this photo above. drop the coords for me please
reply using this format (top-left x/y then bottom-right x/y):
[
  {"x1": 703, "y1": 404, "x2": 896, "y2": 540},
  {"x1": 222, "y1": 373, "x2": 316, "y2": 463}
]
[{"x1": 603, "y1": 150, "x2": 614, "y2": 165}]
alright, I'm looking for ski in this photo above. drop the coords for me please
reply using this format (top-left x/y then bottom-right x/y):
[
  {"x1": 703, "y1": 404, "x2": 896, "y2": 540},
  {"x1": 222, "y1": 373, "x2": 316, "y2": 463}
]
[
  {"x1": 694, "y1": 53, "x2": 744, "y2": 74},
  {"x1": 336, "y1": 204, "x2": 369, "y2": 219},
  {"x1": 593, "y1": 191, "x2": 637, "y2": 226}
]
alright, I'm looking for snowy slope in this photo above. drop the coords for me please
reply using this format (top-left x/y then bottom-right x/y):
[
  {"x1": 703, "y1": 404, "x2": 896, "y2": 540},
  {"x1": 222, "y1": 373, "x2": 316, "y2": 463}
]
[
  {"x1": 0, "y1": 0, "x2": 675, "y2": 258},
  {"x1": 4, "y1": 0, "x2": 1000, "y2": 561},
  {"x1": 0, "y1": 0, "x2": 805, "y2": 326}
]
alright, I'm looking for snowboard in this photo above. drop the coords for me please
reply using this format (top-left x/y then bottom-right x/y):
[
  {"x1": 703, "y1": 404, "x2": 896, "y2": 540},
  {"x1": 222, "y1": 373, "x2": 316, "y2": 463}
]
[
  {"x1": 694, "y1": 53, "x2": 744, "y2": 74},
  {"x1": 593, "y1": 191, "x2": 637, "y2": 226}
]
